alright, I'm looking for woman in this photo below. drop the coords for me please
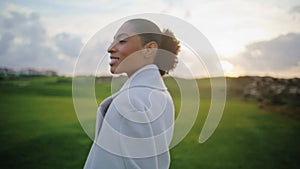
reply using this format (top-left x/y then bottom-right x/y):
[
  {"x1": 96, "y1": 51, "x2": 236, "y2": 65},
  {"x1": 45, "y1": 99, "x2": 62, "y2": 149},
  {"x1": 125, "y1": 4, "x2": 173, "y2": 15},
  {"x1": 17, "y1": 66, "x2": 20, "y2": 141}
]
[{"x1": 84, "y1": 19, "x2": 180, "y2": 169}]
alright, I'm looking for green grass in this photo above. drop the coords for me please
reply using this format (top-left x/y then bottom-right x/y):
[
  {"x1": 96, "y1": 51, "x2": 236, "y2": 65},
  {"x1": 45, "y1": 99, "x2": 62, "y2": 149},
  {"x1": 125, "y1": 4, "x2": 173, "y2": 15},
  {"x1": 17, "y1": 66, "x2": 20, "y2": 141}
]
[
  {"x1": 0, "y1": 76, "x2": 299, "y2": 169},
  {"x1": 0, "y1": 94, "x2": 91, "y2": 169},
  {"x1": 170, "y1": 99, "x2": 300, "y2": 169}
]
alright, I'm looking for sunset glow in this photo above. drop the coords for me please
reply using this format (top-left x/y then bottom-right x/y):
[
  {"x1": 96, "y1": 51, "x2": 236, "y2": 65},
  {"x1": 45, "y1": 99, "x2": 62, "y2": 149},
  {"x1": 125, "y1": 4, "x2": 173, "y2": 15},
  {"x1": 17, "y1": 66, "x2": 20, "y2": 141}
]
[{"x1": 0, "y1": 0, "x2": 299, "y2": 78}]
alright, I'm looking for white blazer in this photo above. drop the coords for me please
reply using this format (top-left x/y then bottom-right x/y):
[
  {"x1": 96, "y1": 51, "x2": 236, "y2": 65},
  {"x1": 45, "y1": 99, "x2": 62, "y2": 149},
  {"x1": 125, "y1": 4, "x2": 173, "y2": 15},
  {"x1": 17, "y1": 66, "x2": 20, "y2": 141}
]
[{"x1": 84, "y1": 64, "x2": 175, "y2": 169}]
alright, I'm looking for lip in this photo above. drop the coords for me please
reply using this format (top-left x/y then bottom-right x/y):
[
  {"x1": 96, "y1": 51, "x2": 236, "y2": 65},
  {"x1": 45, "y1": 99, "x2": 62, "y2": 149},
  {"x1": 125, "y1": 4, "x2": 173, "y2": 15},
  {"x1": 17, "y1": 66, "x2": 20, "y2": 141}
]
[
  {"x1": 110, "y1": 56, "x2": 120, "y2": 59},
  {"x1": 109, "y1": 56, "x2": 120, "y2": 66}
]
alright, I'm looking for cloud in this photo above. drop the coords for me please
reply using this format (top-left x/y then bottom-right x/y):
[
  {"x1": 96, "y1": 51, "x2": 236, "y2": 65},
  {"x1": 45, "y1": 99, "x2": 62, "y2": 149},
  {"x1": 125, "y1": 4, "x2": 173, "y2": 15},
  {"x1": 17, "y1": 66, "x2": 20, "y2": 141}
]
[
  {"x1": 0, "y1": 32, "x2": 14, "y2": 55},
  {"x1": 230, "y1": 33, "x2": 300, "y2": 76},
  {"x1": 289, "y1": 4, "x2": 300, "y2": 21},
  {"x1": 53, "y1": 33, "x2": 83, "y2": 58},
  {"x1": 290, "y1": 5, "x2": 300, "y2": 14},
  {"x1": 0, "y1": 10, "x2": 51, "y2": 66},
  {"x1": 1, "y1": 1, "x2": 300, "y2": 78},
  {"x1": 0, "y1": 7, "x2": 83, "y2": 75}
]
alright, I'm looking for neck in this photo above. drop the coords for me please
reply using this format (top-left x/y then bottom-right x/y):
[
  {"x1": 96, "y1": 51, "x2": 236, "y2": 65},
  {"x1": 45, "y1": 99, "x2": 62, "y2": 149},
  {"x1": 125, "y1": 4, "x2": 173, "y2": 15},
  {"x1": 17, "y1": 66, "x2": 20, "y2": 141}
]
[{"x1": 126, "y1": 63, "x2": 153, "y2": 78}]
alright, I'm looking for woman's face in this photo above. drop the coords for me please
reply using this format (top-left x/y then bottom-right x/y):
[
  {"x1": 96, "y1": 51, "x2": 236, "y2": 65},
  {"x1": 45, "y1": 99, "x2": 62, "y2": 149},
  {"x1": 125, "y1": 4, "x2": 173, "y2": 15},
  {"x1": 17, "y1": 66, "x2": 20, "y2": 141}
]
[{"x1": 107, "y1": 23, "x2": 148, "y2": 76}]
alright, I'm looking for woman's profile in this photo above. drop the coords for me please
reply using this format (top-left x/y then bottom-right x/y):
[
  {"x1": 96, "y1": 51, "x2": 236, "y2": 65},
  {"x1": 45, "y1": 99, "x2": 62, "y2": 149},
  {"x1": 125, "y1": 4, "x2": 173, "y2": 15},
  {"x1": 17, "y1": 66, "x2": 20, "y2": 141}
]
[{"x1": 84, "y1": 18, "x2": 180, "y2": 169}]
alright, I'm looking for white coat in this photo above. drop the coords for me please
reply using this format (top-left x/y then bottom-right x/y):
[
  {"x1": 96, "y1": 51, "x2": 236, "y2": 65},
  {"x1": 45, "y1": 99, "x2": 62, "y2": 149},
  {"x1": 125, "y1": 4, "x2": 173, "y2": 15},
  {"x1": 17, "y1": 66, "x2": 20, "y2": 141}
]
[{"x1": 84, "y1": 64, "x2": 175, "y2": 169}]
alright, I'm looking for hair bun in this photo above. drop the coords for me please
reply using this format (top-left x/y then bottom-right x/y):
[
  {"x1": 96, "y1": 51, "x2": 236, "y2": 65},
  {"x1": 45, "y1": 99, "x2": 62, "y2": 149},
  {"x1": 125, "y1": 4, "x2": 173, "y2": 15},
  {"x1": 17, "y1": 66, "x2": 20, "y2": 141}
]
[{"x1": 154, "y1": 29, "x2": 180, "y2": 76}]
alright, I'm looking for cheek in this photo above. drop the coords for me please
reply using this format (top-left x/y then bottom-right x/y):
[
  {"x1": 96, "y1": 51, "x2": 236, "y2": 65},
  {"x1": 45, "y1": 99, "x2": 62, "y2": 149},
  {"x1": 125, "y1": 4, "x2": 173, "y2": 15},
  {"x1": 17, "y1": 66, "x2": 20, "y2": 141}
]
[{"x1": 119, "y1": 44, "x2": 143, "y2": 59}]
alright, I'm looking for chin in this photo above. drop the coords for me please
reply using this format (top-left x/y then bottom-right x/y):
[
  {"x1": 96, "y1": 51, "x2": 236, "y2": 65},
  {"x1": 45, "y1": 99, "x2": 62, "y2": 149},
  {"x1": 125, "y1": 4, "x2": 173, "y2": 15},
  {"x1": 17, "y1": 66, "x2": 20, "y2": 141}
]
[
  {"x1": 110, "y1": 68, "x2": 121, "y2": 74},
  {"x1": 110, "y1": 67, "x2": 115, "y2": 74}
]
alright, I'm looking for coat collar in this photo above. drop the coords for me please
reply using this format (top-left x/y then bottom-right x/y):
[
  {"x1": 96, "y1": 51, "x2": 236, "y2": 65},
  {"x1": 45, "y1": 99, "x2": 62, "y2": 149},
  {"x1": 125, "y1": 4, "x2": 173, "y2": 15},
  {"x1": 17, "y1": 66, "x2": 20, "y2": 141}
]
[{"x1": 112, "y1": 64, "x2": 167, "y2": 98}]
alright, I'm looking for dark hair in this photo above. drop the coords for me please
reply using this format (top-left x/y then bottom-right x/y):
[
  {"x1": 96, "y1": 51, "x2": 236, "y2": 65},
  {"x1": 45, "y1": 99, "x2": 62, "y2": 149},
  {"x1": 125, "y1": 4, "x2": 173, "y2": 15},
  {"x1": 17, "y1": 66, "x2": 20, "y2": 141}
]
[{"x1": 125, "y1": 19, "x2": 180, "y2": 76}]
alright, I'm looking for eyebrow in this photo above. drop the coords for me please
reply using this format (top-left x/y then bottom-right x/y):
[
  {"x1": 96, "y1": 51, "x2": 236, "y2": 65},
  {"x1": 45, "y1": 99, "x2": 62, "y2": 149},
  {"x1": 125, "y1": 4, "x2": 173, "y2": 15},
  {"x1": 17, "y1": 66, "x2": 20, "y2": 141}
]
[{"x1": 113, "y1": 33, "x2": 130, "y2": 40}]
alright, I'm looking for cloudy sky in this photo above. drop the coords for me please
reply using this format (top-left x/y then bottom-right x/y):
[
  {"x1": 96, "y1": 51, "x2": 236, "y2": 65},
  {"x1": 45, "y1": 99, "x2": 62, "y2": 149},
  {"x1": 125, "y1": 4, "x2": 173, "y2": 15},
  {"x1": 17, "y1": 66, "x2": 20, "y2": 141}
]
[{"x1": 0, "y1": 0, "x2": 299, "y2": 78}]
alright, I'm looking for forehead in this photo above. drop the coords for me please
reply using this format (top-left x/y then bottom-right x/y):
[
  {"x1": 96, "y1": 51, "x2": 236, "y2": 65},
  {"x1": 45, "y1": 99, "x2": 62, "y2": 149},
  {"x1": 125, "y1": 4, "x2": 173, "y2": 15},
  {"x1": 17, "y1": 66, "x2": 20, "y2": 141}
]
[{"x1": 114, "y1": 23, "x2": 136, "y2": 39}]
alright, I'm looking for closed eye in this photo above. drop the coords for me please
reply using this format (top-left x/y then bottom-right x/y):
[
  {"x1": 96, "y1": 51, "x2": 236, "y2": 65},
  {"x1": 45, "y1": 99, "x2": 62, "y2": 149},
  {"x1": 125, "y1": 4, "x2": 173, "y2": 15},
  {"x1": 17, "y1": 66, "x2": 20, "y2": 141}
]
[
  {"x1": 119, "y1": 40, "x2": 127, "y2": 43},
  {"x1": 109, "y1": 39, "x2": 127, "y2": 46}
]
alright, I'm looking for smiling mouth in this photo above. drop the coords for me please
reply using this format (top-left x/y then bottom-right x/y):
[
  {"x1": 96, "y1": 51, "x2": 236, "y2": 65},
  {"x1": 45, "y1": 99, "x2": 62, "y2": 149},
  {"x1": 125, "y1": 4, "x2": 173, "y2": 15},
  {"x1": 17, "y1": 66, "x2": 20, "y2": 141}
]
[{"x1": 109, "y1": 56, "x2": 120, "y2": 66}]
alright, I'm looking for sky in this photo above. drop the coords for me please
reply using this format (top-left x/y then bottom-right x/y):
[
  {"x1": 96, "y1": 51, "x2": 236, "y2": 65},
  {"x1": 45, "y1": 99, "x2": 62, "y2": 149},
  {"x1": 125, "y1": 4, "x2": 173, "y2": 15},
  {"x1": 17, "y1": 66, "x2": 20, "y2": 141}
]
[{"x1": 0, "y1": 0, "x2": 299, "y2": 78}]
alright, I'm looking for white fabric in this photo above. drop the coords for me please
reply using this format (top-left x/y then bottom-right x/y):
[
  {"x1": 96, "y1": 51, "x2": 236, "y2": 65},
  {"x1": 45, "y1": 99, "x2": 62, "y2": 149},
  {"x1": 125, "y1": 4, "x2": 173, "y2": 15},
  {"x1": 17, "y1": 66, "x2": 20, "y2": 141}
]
[{"x1": 84, "y1": 64, "x2": 174, "y2": 169}]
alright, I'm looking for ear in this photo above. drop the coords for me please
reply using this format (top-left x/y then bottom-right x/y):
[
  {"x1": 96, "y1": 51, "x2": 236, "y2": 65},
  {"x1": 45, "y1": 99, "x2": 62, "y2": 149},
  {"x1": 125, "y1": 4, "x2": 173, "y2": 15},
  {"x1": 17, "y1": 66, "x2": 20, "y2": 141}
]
[
  {"x1": 143, "y1": 41, "x2": 158, "y2": 59},
  {"x1": 144, "y1": 41, "x2": 158, "y2": 49}
]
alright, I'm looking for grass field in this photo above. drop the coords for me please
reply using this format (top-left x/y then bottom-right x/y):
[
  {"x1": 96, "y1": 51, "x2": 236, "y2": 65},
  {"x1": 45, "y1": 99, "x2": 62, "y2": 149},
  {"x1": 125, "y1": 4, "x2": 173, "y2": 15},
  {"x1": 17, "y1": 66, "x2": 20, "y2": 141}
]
[{"x1": 0, "y1": 76, "x2": 299, "y2": 169}]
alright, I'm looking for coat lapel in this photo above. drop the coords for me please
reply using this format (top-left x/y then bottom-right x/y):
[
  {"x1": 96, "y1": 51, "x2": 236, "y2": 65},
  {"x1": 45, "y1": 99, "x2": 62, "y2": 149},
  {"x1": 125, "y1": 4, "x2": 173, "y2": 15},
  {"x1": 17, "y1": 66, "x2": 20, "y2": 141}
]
[{"x1": 113, "y1": 64, "x2": 167, "y2": 97}]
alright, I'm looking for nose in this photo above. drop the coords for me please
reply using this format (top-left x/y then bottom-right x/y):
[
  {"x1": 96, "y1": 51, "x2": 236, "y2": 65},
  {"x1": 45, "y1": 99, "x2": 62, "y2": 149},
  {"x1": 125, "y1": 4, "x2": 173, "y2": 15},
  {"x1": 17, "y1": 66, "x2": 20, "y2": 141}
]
[{"x1": 107, "y1": 41, "x2": 117, "y2": 53}]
